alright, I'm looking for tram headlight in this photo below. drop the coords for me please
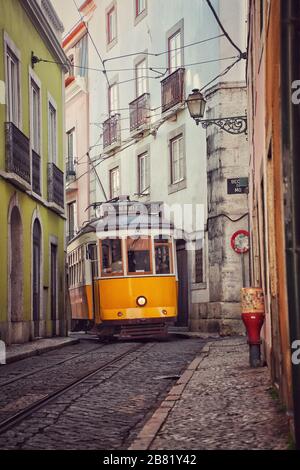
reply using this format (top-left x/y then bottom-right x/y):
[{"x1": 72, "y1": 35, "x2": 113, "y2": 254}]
[{"x1": 136, "y1": 296, "x2": 147, "y2": 307}]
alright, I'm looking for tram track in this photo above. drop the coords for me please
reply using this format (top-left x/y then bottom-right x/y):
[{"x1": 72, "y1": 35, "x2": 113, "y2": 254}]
[
  {"x1": 0, "y1": 343, "x2": 147, "y2": 437},
  {"x1": 0, "y1": 343, "x2": 107, "y2": 388}
]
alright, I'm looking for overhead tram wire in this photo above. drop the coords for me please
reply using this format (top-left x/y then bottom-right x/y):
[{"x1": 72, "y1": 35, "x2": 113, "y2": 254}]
[
  {"x1": 34, "y1": 52, "x2": 237, "y2": 77},
  {"x1": 102, "y1": 33, "x2": 224, "y2": 64},
  {"x1": 200, "y1": 57, "x2": 242, "y2": 92},
  {"x1": 205, "y1": 0, "x2": 246, "y2": 59},
  {"x1": 72, "y1": 0, "x2": 110, "y2": 87}
]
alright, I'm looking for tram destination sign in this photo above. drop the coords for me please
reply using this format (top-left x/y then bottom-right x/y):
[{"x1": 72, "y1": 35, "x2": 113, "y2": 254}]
[{"x1": 227, "y1": 177, "x2": 249, "y2": 195}]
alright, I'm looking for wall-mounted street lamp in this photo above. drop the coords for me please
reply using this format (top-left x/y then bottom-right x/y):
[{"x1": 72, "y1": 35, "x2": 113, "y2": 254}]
[{"x1": 186, "y1": 88, "x2": 248, "y2": 135}]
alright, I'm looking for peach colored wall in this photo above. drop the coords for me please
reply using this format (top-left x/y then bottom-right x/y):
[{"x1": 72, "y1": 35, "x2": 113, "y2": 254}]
[
  {"x1": 248, "y1": 0, "x2": 293, "y2": 413},
  {"x1": 66, "y1": 85, "x2": 90, "y2": 230}
]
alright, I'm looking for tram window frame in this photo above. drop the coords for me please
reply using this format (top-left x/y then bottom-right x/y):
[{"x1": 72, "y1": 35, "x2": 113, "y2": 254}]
[
  {"x1": 154, "y1": 238, "x2": 173, "y2": 275},
  {"x1": 127, "y1": 236, "x2": 153, "y2": 275},
  {"x1": 100, "y1": 238, "x2": 124, "y2": 277}
]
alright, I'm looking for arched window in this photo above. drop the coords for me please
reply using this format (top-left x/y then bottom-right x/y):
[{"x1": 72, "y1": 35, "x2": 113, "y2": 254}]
[{"x1": 9, "y1": 206, "x2": 23, "y2": 322}]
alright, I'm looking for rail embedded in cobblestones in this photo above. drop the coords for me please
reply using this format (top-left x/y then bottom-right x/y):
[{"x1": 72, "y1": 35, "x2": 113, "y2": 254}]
[
  {"x1": 0, "y1": 344, "x2": 146, "y2": 437},
  {"x1": 0, "y1": 344, "x2": 106, "y2": 388}
]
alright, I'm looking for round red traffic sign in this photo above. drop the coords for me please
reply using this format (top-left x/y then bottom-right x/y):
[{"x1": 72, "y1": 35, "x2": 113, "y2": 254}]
[{"x1": 231, "y1": 230, "x2": 250, "y2": 254}]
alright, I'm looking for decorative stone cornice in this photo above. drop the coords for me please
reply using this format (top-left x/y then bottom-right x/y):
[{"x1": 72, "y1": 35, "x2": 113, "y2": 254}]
[{"x1": 20, "y1": 0, "x2": 68, "y2": 72}]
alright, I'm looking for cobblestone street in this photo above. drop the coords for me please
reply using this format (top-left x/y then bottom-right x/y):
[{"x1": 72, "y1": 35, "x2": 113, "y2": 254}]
[
  {"x1": 0, "y1": 335, "x2": 205, "y2": 450},
  {"x1": 132, "y1": 337, "x2": 290, "y2": 450}
]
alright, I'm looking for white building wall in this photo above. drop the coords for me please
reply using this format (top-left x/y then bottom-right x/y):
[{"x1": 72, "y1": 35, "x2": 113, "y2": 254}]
[{"x1": 55, "y1": 0, "x2": 247, "y2": 330}]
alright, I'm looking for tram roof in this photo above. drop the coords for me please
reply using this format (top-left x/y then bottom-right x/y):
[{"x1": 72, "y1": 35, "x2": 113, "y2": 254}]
[{"x1": 72, "y1": 213, "x2": 174, "y2": 239}]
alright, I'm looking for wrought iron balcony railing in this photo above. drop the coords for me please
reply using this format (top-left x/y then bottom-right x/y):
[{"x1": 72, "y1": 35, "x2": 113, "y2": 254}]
[
  {"x1": 48, "y1": 162, "x2": 64, "y2": 209},
  {"x1": 66, "y1": 159, "x2": 76, "y2": 180},
  {"x1": 129, "y1": 93, "x2": 150, "y2": 132},
  {"x1": 5, "y1": 122, "x2": 31, "y2": 184},
  {"x1": 103, "y1": 114, "x2": 121, "y2": 150},
  {"x1": 32, "y1": 150, "x2": 41, "y2": 195},
  {"x1": 161, "y1": 68, "x2": 185, "y2": 114}
]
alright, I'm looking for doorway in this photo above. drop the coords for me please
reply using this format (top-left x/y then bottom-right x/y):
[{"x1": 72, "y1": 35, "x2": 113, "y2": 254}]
[
  {"x1": 176, "y1": 240, "x2": 189, "y2": 326},
  {"x1": 10, "y1": 206, "x2": 23, "y2": 323},
  {"x1": 50, "y1": 243, "x2": 57, "y2": 336},
  {"x1": 32, "y1": 219, "x2": 41, "y2": 338}
]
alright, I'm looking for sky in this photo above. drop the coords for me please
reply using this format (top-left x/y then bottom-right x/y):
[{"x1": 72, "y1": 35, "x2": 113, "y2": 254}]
[{"x1": 51, "y1": 0, "x2": 81, "y2": 36}]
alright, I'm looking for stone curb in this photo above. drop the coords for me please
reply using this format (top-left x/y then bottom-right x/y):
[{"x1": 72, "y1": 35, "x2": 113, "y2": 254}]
[
  {"x1": 129, "y1": 344, "x2": 211, "y2": 450},
  {"x1": 5, "y1": 337, "x2": 79, "y2": 364}
]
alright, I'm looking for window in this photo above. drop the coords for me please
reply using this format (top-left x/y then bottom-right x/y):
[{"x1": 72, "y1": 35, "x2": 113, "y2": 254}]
[
  {"x1": 67, "y1": 201, "x2": 77, "y2": 241},
  {"x1": 30, "y1": 79, "x2": 40, "y2": 153},
  {"x1": 101, "y1": 239, "x2": 123, "y2": 276},
  {"x1": 67, "y1": 128, "x2": 76, "y2": 174},
  {"x1": 127, "y1": 237, "x2": 152, "y2": 274},
  {"x1": 138, "y1": 152, "x2": 149, "y2": 194},
  {"x1": 260, "y1": 0, "x2": 264, "y2": 33},
  {"x1": 108, "y1": 83, "x2": 118, "y2": 113},
  {"x1": 168, "y1": 30, "x2": 181, "y2": 73},
  {"x1": 110, "y1": 167, "x2": 120, "y2": 198},
  {"x1": 6, "y1": 47, "x2": 20, "y2": 126},
  {"x1": 136, "y1": 59, "x2": 147, "y2": 97},
  {"x1": 48, "y1": 102, "x2": 57, "y2": 163},
  {"x1": 155, "y1": 238, "x2": 173, "y2": 274},
  {"x1": 107, "y1": 6, "x2": 117, "y2": 44},
  {"x1": 170, "y1": 134, "x2": 184, "y2": 184},
  {"x1": 68, "y1": 53, "x2": 74, "y2": 76},
  {"x1": 195, "y1": 246, "x2": 204, "y2": 284},
  {"x1": 136, "y1": 0, "x2": 146, "y2": 17}
]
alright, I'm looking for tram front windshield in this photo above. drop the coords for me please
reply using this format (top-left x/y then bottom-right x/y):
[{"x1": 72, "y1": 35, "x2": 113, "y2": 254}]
[{"x1": 127, "y1": 237, "x2": 151, "y2": 274}]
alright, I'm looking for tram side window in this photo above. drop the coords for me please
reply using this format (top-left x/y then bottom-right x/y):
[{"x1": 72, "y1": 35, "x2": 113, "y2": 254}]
[
  {"x1": 101, "y1": 239, "x2": 123, "y2": 275},
  {"x1": 154, "y1": 238, "x2": 172, "y2": 274},
  {"x1": 127, "y1": 237, "x2": 152, "y2": 274}
]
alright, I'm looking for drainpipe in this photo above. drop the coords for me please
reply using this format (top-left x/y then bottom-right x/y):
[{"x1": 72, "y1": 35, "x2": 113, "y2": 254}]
[{"x1": 281, "y1": 0, "x2": 300, "y2": 449}]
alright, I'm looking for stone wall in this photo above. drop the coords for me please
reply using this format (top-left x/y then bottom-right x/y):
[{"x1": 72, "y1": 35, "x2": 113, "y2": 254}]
[{"x1": 191, "y1": 81, "x2": 249, "y2": 335}]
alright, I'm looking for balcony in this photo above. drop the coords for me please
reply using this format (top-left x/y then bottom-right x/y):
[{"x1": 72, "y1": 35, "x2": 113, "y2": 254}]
[
  {"x1": 48, "y1": 162, "x2": 64, "y2": 212},
  {"x1": 103, "y1": 114, "x2": 121, "y2": 152},
  {"x1": 161, "y1": 68, "x2": 185, "y2": 114},
  {"x1": 32, "y1": 150, "x2": 41, "y2": 196},
  {"x1": 129, "y1": 93, "x2": 150, "y2": 135},
  {"x1": 5, "y1": 122, "x2": 31, "y2": 190}
]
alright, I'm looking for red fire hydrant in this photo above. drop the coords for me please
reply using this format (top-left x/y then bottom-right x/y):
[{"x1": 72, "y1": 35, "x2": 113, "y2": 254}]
[{"x1": 241, "y1": 288, "x2": 265, "y2": 367}]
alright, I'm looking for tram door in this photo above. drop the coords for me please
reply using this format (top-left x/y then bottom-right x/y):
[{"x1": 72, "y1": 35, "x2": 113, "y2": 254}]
[
  {"x1": 50, "y1": 244, "x2": 57, "y2": 336},
  {"x1": 88, "y1": 243, "x2": 98, "y2": 319},
  {"x1": 176, "y1": 240, "x2": 189, "y2": 326},
  {"x1": 32, "y1": 220, "x2": 41, "y2": 338}
]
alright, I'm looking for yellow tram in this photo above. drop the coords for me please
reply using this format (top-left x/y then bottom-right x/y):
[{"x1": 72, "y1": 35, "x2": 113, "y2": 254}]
[{"x1": 67, "y1": 200, "x2": 178, "y2": 339}]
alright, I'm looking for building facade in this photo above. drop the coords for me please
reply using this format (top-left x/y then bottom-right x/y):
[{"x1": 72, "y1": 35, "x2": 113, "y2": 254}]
[
  {"x1": 0, "y1": 0, "x2": 67, "y2": 345},
  {"x1": 63, "y1": 6, "x2": 92, "y2": 243},
  {"x1": 247, "y1": 0, "x2": 300, "y2": 447},
  {"x1": 56, "y1": 0, "x2": 248, "y2": 332}
]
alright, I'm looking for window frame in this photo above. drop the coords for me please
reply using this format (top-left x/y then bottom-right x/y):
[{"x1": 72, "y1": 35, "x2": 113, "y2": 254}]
[
  {"x1": 166, "y1": 19, "x2": 184, "y2": 75},
  {"x1": 138, "y1": 151, "x2": 149, "y2": 195},
  {"x1": 135, "y1": 58, "x2": 147, "y2": 97},
  {"x1": 29, "y1": 73, "x2": 41, "y2": 155},
  {"x1": 109, "y1": 166, "x2": 120, "y2": 199},
  {"x1": 67, "y1": 127, "x2": 76, "y2": 169},
  {"x1": 100, "y1": 238, "x2": 124, "y2": 277},
  {"x1": 154, "y1": 238, "x2": 174, "y2": 275},
  {"x1": 106, "y1": 2, "x2": 117, "y2": 49},
  {"x1": 67, "y1": 200, "x2": 78, "y2": 241},
  {"x1": 108, "y1": 82, "x2": 119, "y2": 114},
  {"x1": 170, "y1": 133, "x2": 184, "y2": 185},
  {"x1": 4, "y1": 32, "x2": 21, "y2": 129},
  {"x1": 126, "y1": 236, "x2": 153, "y2": 276},
  {"x1": 135, "y1": 0, "x2": 146, "y2": 17},
  {"x1": 47, "y1": 93, "x2": 58, "y2": 164}
]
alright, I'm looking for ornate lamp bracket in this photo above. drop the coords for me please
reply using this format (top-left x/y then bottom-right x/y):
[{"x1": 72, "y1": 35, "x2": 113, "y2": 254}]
[{"x1": 197, "y1": 116, "x2": 248, "y2": 135}]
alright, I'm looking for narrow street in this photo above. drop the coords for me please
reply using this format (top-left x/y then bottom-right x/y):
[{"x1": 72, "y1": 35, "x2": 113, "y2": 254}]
[{"x1": 0, "y1": 335, "x2": 205, "y2": 450}]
